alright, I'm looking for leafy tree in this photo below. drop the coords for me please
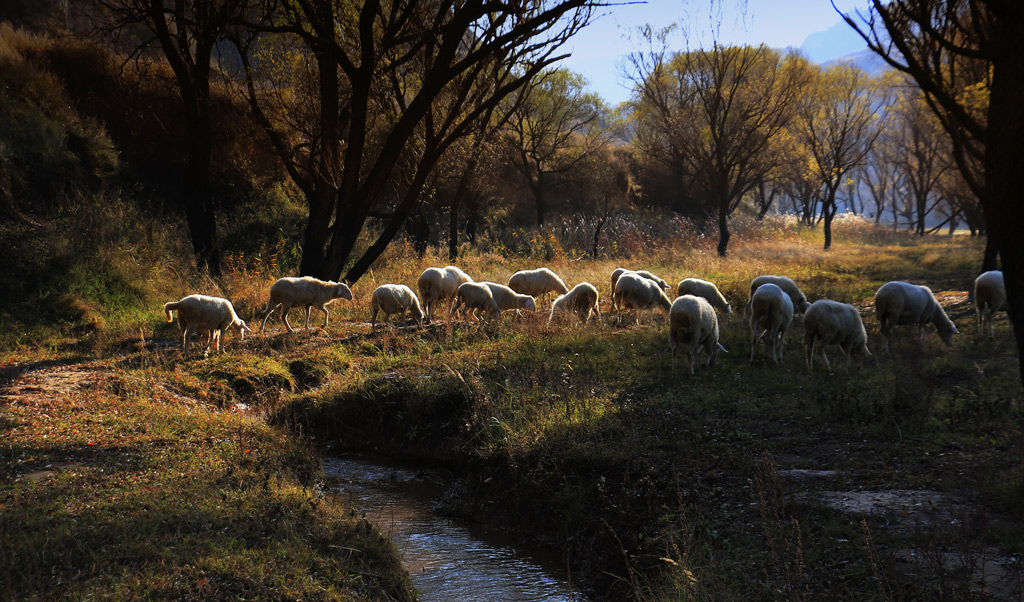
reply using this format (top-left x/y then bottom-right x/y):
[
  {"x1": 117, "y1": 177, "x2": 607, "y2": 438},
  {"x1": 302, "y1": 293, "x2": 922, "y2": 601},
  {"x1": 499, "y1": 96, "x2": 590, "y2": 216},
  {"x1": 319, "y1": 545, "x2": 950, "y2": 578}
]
[
  {"x1": 500, "y1": 68, "x2": 608, "y2": 226},
  {"x1": 629, "y1": 39, "x2": 811, "y2": 256},
  {"x1": 791, "y1": 64, "x2": 885, "y2": 250}
]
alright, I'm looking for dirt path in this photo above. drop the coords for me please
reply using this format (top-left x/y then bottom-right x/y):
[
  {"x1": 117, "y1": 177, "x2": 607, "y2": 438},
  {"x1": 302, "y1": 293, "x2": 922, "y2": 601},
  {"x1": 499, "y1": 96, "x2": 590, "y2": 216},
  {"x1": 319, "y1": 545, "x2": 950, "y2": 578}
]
[{"x1": 0, "y1": 360, "x2": 110, "y2": 404}]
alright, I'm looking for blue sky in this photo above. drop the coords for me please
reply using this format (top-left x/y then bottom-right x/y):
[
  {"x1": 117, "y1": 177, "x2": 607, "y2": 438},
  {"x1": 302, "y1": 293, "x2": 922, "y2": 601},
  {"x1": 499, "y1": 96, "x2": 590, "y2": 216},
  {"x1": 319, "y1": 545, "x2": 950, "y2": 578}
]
[{"x1": 558, "y1": 0, "x2": 868, "y2": 105}]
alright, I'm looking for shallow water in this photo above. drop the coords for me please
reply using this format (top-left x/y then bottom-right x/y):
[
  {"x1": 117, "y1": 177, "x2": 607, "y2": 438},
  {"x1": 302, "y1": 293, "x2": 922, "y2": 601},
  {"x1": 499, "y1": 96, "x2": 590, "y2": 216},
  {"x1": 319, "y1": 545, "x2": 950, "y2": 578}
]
[{"x1": 323, "y1": 454, "x2": 587, "y2": 602}]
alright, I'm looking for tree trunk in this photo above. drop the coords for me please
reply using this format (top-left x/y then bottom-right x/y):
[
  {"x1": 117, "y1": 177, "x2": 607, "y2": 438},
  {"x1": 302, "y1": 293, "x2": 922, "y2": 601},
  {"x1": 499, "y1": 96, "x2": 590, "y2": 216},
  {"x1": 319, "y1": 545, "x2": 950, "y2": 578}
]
[
  {"x1": 301, "y1": 24, "x2": 341, "y2": 277},
  {"x1": 822, "y1": 190, "x2": 838, "y2": 250},
  {"x1": 448, "y1": 156, "x2": 479, "y2": 261},
  {"x1": 716, "y1": 198, "x2": 730, "y2": 257},
  {"x1": 982, "y1": 233, "x2": 1000, "y2": 271},
  {"x1": 985, "y1": 8, "x2": 1024, "y2": 384},
  {"x1": 534, "y1": 178, "x2": 547, "y2": 226}
]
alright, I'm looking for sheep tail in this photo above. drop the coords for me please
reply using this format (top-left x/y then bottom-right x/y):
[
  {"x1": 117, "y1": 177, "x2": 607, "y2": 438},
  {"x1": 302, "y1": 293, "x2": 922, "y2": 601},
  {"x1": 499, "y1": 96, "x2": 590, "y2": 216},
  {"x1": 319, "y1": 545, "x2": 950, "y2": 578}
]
[{"x1": 163, "y1": 301, "x2": 179, "y2": 323}]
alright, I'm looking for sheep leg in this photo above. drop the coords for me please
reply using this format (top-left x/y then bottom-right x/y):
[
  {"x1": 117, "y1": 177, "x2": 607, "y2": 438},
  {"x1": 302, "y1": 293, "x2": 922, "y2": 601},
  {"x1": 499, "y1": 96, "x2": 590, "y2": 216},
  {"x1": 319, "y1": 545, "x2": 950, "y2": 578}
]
[
  {"x1": 319, "y1": 305, "x2": 330, "y2": 330},
  {"x1": 777, "y1": 329, "x2": 786, "y2": 362},
  {"x1": 183, "y1": 324, "x2": 197, "y2": 358},
  {"x1": 303, "y1": 306, "x2": 313, "y2": 330},
  {"x1": 805, "y1": 338, "x2": 815, "y2": 372},
  {"x1": 750, "y1": 329, "x2": 761, "y2": 363},
  {"x1": 671, "y1": 343, "x2": 678, "y2": 375},
  {"x1": 260, "y1": 303, "x2": 281, "y2": 334},
  {"x1": 818, "y1": 343, "x2": 832, "y2": 373},
  {"x1": 281, "y1": 303, "x2": 296, "y2": 333}
]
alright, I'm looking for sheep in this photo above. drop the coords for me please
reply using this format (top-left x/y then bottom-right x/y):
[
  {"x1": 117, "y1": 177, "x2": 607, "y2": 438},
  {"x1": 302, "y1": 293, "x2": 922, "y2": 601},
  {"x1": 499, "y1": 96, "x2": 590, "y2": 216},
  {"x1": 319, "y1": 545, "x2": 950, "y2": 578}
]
[
  {"x1": 749, "y1": 283, "x2": 794, "y2": 365},
  {"x1": 677, "y1": 277, "x2": 732, "y2": 315},
  {"x1": 369, "y1": 284, "x2": 425, "y2": 329},
  {"x1": 549, "y1": 282, "x2": 601, "y2": 324},
  {"x1": 449, "y1": 282, "x2": 501, "y2": 321},
  {"x1": 749, "y1": 275, "x2": 811, "y2": 315},
  {"x1": 610, "y1": 268, "x2": 670, "y2": 311},
  {"x1": 613, "y1": 272, "x2": 674, "y2": 325},
  {"x1": 483, "y1": 282, "x2": 537, "y2": 315},
  {"x1": 164, "y1": 294, "x2": 251, "y2": 356},
  {"x1": 508, "y1": 268, "x2": 569, "y2": 304},
  {"x1": 802, "y1": 299, "x2": 872, "y2": 373},
  {"x1": 417, "y1": 265, "x2": 473, "y2": 322},
  {"x1": 974, "y1": 270, "x2": 1007, "y2": 338},
  {"x1": 874, "y1": 281, "x2": 959, "y2": 352},
  {"x1": 669, "y1": 295, "x2": 726, "y2": 375},
  {"x1": 259, "y1": 276, "x2": 353, "y2": 334}
]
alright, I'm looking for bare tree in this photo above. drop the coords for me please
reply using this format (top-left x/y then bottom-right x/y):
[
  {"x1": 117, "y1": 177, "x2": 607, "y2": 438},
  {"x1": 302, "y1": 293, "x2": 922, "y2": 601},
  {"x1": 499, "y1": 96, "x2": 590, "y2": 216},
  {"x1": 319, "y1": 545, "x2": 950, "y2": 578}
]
[
  {"x1": 91, "y1": 0, "x2": 249, "y2": 274},
  {"x1": 233, "y1": 0, "x2": 598, "y2": 283}
]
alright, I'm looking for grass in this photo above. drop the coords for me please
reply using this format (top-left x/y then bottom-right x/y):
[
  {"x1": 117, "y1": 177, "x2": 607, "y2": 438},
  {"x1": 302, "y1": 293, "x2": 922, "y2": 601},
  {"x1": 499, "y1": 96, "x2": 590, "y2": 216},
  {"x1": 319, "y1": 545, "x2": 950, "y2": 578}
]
[{"x1": 3, "y1": 203, "x2": 1022, "y2": 601}]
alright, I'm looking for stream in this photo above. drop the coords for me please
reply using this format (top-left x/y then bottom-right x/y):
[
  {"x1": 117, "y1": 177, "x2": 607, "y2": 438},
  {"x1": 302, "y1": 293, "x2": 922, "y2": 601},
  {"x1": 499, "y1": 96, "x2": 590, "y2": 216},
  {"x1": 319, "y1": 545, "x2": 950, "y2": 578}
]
[{"x1": 323, "y1": 454, "x2": 588, "y2": 602}]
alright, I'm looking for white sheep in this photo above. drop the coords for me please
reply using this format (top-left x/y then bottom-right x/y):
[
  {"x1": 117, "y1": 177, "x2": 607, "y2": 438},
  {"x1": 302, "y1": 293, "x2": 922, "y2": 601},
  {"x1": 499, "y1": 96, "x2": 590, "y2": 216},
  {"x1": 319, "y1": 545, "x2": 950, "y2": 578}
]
[
  {"x1": 749, "y1": 283, "x2": 794, "y2": 365},
  {"x1": 613, "y1": 272, "x2": 674, "y2": 325},
  {"x1": 259, "y1": 276, "x2": 353, "y2": 334},
  {"x1": 802, "y1": 299, "x2": 872, "y2": 373},
  {"x1": 164, "y1": 294, "x2": 251, "y2": 356},
  {"x1": 508, "y1": 268, "x2": 569, "y2": 304},
  {"x1": 483, "y1": 282, "x2": 537, "y2": 315},
  {"x1": 974, "y1": 270, "x2": 1007, "y2": 338},
  {"x1": 450, "y1": 282, "x2": 501, "y2": 321},
  {"x1": 417, "y1": 265, "x2": 473, "y2": 322},
  {"x1": 369, "y1": 284, "x2": 425, "y2": 329},
  {"x1": 610, "y1": 268, "x2": 670, "y2": 311},
  {"x1": 669, "y1": 295, "x2": 726, "y2": 375},
  {"x1": 549, "y1": 282, "x2": 601, "y2": 324},
  {"x1": 874, "y1": 281, "x2": 958, "y2": 352},
  {"x1": 749, "y1": 275, "x2": 811, "y2": 315},
  {"x1": 677, "y1": 277, "x2": 732, "y2": 315}
]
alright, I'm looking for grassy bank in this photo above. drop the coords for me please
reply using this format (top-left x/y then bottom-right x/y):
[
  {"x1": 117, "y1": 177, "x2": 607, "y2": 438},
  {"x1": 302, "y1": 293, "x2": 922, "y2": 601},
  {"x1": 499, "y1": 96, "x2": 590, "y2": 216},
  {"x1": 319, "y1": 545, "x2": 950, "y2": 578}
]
[{"x1": 3, "y1": 215, "x2": 1022, "y2": 601}]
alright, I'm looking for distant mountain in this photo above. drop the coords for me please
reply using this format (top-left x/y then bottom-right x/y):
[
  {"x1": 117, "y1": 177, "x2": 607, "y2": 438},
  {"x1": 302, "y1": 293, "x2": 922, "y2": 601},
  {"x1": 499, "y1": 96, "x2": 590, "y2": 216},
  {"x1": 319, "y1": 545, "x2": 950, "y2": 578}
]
[
  {"x1": 800, "y1": 20, "x2": 866, "y2": 63},
  {"x1": 822, "y1": 48, "x2": 891, "y2": 76}
]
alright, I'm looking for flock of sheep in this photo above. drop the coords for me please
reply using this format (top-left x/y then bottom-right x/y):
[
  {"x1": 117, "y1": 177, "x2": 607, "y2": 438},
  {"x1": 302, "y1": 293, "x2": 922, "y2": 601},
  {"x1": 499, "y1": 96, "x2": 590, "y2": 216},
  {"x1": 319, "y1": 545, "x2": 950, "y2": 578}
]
[{"x1": 162, "y1": 266, "x2": 1010, "y2": 376}]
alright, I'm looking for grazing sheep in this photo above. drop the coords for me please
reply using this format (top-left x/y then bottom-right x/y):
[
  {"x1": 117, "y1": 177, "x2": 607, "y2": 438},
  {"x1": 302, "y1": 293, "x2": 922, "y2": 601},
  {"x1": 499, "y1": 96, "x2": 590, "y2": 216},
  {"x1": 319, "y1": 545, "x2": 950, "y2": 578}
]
[
  {"x1": 164, "y1": 294, "x2": 251, "y2": 356},
  {"x1": 874, "y1": 281, "x2": 958, "y2": 352},
  {"x1": 483, "y1": 282, "x2": 537, "y2": 315},
  {"x1": 749, "y1": 283, "x2": 794, "y2": 365},
  {"x1": 549, "y1": 282, "x2": 601, "y2": 324},
  {"x1": 611, "y1": 268, "x2": 670, "y2": 311},
  {"x1": 669, "y1": 295, "x2": 726, "y2": 375},
  {"x1": 975, "y1": 270, "x2": 1007, "y2": 338},
  {"x1": 508, "y1": 268, "x2": 569, "y2": 304},
  {"x1": 417, "y1": 266, "x2": 474, "y2": 322},
  {"x1": 450, "y1": 282, "x2": 501, "y2": 321},
  {"x1": 259, "y1": 276, "x2": 353, "y2": 334},
  {"x1": 369, "y1": 284, "x2": 425, "y2": 329},
  {"x1": 802, "y1": 299, "x2": 872, "y2": 373},
  {"x1": 613, "y1": 273, "x2": 674, "y2": 325},
  {"x1": 749, "y1": 275, "x2": 811, "y2": 315},
  {"x1": 677, "y1": 277, "x2": 732, "y2": 315}
]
